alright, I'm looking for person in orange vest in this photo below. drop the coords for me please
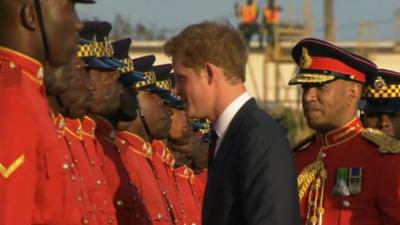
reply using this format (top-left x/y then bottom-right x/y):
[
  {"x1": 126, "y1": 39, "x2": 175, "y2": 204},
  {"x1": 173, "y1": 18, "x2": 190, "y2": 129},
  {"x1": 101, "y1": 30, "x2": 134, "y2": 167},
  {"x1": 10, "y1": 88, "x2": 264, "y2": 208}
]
[
  {"x1": 235, "y1": 0, "x2": 261, "y2": 46},
  {"x1": 262, "y1": 0, "x2": 281, "y2": 47}
]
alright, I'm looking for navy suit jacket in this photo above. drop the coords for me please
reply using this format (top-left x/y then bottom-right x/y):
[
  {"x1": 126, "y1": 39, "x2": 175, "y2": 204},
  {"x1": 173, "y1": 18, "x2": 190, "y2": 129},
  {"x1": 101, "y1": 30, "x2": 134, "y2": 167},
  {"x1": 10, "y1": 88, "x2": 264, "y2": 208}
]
[{"x1": 202, "y1": 98, "x2": 300, "y2": 225}]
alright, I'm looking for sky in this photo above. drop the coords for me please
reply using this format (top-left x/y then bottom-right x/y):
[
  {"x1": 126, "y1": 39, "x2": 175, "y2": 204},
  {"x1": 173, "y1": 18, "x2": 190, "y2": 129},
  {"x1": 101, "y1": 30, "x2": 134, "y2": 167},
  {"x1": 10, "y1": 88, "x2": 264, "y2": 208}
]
[{"x1": 77, "y1": 0, "x2": 400, "y2": 41}]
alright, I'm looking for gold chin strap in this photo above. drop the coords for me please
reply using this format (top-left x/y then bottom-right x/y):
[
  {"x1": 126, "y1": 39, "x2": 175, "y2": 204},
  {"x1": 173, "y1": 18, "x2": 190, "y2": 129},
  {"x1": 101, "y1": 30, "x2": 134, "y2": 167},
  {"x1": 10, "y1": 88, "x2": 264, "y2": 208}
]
[{"x1": 297, "y1": 160, "x2": 327, "y2": 225}]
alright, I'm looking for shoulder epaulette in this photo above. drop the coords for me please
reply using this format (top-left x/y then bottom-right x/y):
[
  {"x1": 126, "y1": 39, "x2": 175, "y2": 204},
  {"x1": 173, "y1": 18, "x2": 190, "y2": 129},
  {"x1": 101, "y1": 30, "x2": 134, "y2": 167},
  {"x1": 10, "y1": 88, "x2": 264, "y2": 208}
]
[
  {"x1": 292, "y1": 134, "x2": 316, "y2": 154},
  {"x1": 361, "y1": 128, "x2": 400, "y2": 154}
]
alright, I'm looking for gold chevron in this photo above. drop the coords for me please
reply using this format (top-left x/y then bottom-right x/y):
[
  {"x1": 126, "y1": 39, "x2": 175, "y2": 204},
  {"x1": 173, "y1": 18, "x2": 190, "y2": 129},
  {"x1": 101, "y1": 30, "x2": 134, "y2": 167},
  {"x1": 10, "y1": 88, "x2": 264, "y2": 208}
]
[{"x1": 0, "y1": 154, "x2": 25, "y2": 179}]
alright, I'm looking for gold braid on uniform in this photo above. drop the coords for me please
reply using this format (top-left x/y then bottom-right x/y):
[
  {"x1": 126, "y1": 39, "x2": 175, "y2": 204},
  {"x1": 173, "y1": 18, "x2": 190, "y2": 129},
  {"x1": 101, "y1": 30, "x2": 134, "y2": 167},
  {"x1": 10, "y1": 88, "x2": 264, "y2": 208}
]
[
  {"x1": 361, "y1": 128, "x2": 400, "y2": 153},
  {"x1": 297, "y1": 160, "x2": 327, "y2": 225}
]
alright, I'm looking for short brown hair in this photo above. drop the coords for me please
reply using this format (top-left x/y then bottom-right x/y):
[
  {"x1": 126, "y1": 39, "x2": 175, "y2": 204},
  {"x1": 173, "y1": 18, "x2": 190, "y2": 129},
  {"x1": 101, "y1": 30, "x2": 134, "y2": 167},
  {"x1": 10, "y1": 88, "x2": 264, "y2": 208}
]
[{"x1": 164, "y1": 21, "x2": 248, "y2": 83}]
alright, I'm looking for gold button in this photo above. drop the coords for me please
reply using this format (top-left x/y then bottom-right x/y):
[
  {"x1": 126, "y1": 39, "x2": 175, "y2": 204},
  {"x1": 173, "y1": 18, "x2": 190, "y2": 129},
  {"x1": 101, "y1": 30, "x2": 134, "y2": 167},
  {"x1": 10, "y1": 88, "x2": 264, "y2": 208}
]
[
  {"x1": 62, "y1": 163, "x2": 69, "y2": 170},
  {"x1": 90, "y1": 161, "x2": 95, "y2": 166},
  {"x1": 82, "y1": 218, "x2": 89, "y2": 224},
  {"x1": 97, "y1": 180, "x2": 102, "y2": 185},
  {"x1": 121, "y1": 139, "x2": 126, "y2": 144},
  {"x1": 117, "y1": 200, "x2": 124, "y2": 207},
  {"x1": 9, "y1": 62, "x2": 16, "y2": 69},
  {"x1": 342, "y1": 200, "x2": 350, "y2": 208},
  {"x1": 37, "y1": 67, "x2": 44, "y2": 80},
  {"x1": 77, "y1": 196, "x2": 83, "y2": 201}
]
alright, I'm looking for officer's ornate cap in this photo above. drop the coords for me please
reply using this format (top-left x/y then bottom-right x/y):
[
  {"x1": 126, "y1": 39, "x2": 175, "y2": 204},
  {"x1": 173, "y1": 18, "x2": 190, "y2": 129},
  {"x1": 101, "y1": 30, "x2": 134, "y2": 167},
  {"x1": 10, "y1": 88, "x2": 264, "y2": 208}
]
[
  {"x1": 111, "y1": 38, "x2": 146, "y2": 84},
  {"x1": 78, "y1": 21, "x2": 124, "y2": 69},
  {"x1": 191, "y1": 119, "x2": 213, "y2": 143},
  {"x1": 77, "y1": 38, "x2": 112, "y2": 69},
  {"x1": 119, "y1": 55, "x2": 156, "y2": 86},
  {"x1": 289, "y1": 38, "x2": 377, "y2": 85},
  {"x1": 362, "y1": 68, "x2": 400, "y2": 113},
  {"x1": 158, "y1": 72, "x2": 185, "y2": 109},
  {"x1": 136, "y1": 64, "x2": 172, "y2": 91}
]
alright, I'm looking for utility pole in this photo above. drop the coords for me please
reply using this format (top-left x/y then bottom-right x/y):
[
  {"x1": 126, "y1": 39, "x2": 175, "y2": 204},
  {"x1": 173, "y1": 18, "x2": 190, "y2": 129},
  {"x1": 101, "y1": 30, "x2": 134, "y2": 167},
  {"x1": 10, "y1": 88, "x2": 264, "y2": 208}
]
[{"x1": 324, "y1": 0, "x2": 336, "y2": 41}]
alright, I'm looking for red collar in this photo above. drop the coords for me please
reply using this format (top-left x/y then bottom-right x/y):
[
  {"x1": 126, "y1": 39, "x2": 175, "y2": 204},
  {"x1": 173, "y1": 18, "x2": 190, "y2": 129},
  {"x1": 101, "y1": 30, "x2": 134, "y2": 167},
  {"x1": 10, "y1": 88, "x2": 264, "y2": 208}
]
[
  {"x1": 65, "y1": 118, "x2": 83, "y2": 140},
  {"x1": 52, "y1": 113, "x2": 66, "y2": 134},
  {"x1": 0, "y1": 47, "x2": 43, "y2": 85},
  {"x1": 117, "y1": 131, "x2": 153, "y2": 158},
  {"x1": 316, "y1": 117, "x2": 363, "y2": 147},
  {"x1": 81, "y1": 116, "x2": 96, "y2": 138}
]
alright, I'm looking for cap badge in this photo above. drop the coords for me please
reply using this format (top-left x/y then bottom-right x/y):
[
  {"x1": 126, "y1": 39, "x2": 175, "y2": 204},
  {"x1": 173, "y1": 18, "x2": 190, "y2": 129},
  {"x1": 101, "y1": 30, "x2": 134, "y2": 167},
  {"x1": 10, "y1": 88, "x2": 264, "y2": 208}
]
[
  {"x1": 374, "y1": 76, "x2": 387, "y2": 90},
  {"x1": 299, "y1": 47, "x2": 312, "y2": 69}
]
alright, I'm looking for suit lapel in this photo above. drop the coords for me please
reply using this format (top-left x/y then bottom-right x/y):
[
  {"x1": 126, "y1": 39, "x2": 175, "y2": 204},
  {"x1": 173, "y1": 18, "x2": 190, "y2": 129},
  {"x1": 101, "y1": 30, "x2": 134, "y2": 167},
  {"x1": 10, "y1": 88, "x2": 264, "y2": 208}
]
[{"x1": 203, "y1": 98, "x2": 257, "y2": 221}]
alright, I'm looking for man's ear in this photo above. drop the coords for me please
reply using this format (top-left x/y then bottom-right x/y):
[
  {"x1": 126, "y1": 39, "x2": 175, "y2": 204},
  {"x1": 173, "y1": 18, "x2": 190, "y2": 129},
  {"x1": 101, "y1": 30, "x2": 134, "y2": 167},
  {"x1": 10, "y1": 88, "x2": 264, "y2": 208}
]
[
  {"x1": 21, "y1": 3, "x2": 38, "y2": 30},
  {"x1": 205, "y1": 63, "x2": 218, "y2": 85},
  {"x1": 347, "y1": 82, "x2": 362, "y2": 107}
]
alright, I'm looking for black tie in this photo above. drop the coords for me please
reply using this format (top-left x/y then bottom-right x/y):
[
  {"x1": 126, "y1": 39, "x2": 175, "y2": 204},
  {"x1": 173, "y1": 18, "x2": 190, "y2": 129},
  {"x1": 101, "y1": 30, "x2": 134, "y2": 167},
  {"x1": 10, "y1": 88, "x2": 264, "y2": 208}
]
[{"x1": 208, "y1": 130, "x2": 218, "y2": 166}]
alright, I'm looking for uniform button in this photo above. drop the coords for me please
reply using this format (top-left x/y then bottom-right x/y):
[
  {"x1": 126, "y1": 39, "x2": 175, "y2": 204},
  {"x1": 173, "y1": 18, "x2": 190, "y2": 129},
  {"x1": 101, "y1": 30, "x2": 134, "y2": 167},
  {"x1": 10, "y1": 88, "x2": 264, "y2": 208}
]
[
  {"x1": 9, "y1": 62, "x2": 16, "y2": 68},
  {"x1": 97, "y1": 180, "x2": 102, "y2": 185},
  {"x1": 120, "y1": 139, "x2": 126, "y2": 144},
  {"x1": 77, "y1": 196, "x2": 83, "y2": 201},
  {"x1": 71, "y1": 175, "x2": 77, "y2": 181},
  {"x1": 342, "y1": 200, "x2": 350, "y2": 208},
  {"x1": 117, "y1": 200, "x2": 124, "y2": 207},
  {"x1": 157, "y1": 214, "x2": 163, "y2": 219},
  {"x1": 37, "y1": 67, "x2": 44, "y2": 80},
  {"x1": 136, "y1": 213, "x2": 140, "y2": 218},
  {"x1": 82, "y1": 218, "x2": 89, "y2": 224},
  {"x1": 320, "y1": 152, "x2": 327, "y2": 159},
  {"x1": 90, "y1": 161, "x2": 95, "y2": 166},
  {"x1": 108, "y1": 218, "x2": 113, "y2": 224},
  {"x1": 62, "y1": 163, "x2": 69, "y2": 170}
]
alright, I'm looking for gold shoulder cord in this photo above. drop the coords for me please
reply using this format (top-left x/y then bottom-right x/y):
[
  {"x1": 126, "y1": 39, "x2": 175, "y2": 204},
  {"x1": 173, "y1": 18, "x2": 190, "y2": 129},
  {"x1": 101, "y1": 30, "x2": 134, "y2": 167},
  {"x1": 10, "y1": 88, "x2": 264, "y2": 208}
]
[{"x1": 298, "y1": 159, "x2": 327, "y2": 225}]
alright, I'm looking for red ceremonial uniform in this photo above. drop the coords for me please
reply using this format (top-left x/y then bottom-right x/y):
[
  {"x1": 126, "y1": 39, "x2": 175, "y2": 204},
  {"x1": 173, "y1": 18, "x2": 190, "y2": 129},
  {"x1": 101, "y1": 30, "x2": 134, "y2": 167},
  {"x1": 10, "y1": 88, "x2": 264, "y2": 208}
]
[
  {"x1": 95, "y1": 117, "x2": 151, "y2": 225},
  {"x1": 0, "y1": 47, "x2": 84, "y2": 225},
  {"x1": 63, "y1": 117, "x2": 117, "y2": 225},
  {"x1": 151, "y1": 140, "x2": 185, "y2": 225},
  {"x1": 172, "y1": 165, "x2": 202, "y2": 225},
  {"x1": 114, "y1": 131, "x2": 173, "y2": 225},
  {"x1": 295, "y1": 118, "x2": 400, "y2": 225}
]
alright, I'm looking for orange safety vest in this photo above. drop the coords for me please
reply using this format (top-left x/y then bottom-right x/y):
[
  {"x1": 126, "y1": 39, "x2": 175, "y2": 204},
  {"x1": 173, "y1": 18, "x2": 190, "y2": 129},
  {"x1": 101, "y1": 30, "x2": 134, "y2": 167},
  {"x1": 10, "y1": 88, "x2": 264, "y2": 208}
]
[
  {"x1": 240, "y1": 4, "x2": 258, "y2": 23},
  {"x1": 264, "y1": 7, "x2": 281, "y2": 24}
]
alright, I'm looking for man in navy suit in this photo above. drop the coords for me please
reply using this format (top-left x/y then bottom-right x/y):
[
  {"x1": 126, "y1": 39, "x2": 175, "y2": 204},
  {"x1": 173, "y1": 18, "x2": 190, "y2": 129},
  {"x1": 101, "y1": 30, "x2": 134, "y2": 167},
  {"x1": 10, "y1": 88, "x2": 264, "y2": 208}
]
[{"x1": 164, "y1": 21, "x2": 300, "y2": 225}]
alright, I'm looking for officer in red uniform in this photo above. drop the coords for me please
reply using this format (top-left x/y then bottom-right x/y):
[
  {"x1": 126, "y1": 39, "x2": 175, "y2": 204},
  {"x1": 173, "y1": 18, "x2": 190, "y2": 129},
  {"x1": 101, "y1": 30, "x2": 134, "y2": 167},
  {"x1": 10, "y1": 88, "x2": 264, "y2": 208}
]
[
  {"x1": 77, "y1": 27, "x2": 152, "y2": 224},
  {"x1": 95, "y1": 38, "x2": 154, "y2": 225},
  {"x1": 113, "y1": 64, "x2": 179, "y2": 225},
  {"x1": 289, "y1": 38, "x2": 400, "y2": 225},
  {"x1": 361, "y1": 68, "x2": 400, "y2": 139},
  {"x1": 47, "y1": 25, "x2": 124, "y2": 224},
  {"x1": 0, "y1": 0, "x2": 95, "y2": 224}
]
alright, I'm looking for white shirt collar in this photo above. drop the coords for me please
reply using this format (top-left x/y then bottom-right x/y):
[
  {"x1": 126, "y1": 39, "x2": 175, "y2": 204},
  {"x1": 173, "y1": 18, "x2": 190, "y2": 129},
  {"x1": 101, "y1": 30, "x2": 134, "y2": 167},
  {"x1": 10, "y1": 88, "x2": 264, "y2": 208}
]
[{"x1": 214, "y1": 92, "x2": 252, "y2": 141}]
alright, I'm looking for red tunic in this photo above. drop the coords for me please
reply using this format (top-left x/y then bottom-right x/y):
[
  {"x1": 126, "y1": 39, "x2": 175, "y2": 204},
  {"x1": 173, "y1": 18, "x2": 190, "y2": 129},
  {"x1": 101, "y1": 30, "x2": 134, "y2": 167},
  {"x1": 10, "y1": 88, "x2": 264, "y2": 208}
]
[
  {"x1": 115, "y1": 131, "x2": 173, "y2": 225},
  {"x1": 295, "y1": 118, "x2": 400, "y2": 225},
  {"x1": 0, "y1": 47, "x2": 83, "y2": 225},
  {"x1": 95, "y1": 118, "x2": 151, "y2": 225}
]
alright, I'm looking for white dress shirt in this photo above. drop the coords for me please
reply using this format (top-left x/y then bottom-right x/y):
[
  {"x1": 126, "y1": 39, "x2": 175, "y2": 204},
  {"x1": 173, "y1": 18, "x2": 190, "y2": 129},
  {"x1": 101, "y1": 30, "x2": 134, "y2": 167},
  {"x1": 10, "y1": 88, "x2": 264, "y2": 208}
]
[{"x1": 213, "y1": 92, "x2": 252, "y2": 158}]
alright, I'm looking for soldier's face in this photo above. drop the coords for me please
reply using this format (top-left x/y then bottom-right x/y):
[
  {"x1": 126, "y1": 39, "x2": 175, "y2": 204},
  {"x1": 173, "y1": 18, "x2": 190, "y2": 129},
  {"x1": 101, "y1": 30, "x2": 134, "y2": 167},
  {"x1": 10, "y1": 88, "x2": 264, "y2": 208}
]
[
  {"x1": 138, "y1": 91, "x2": 172, "y2": 139},
  {"x1": 169, "y1": 108, "x2": 191, "y2": 145},
  {"x1": 364, "y1": 112, "x2": 400, "y2": 139},
  {"x1": 88, "y1": 69, "x2": 122, "y2": 116},
  {"x1": 41, "y1": 0, "x2": 83, "y2": 67},
  {"x1": 173, "y1": 57, "x2": 213, "y2": 119},
  {"x1": 59, "y1": 57, "x2": 94, "y2": 119},
  {"x1": 301, "y1": 79, "x2": 351, "y2": 133}
]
